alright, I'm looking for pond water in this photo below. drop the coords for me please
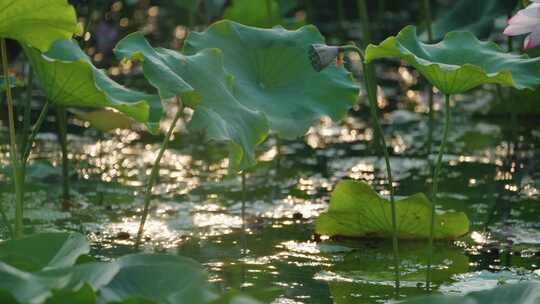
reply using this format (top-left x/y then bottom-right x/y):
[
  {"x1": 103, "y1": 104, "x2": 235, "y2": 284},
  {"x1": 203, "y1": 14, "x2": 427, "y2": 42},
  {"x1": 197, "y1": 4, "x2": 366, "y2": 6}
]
[{"x1": 1, "y1": 68, "x2": 539, "y2": 303}]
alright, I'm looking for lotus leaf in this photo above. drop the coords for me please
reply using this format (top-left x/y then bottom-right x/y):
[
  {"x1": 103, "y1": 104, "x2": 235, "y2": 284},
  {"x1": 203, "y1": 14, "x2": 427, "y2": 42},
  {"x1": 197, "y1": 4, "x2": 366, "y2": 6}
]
[
  {"x1": 0, "y1": 232, "x2": 89, "y2": 272},
  {"x1": 24, "y1": 39, "x2": 162, "y2": 133},
  {"x1": 184, "y1": 20, "x2": 359, "y2": 140},
  {"x1": 365, "y1": 26, "x2": 540, "y2": 95},
  {"x1": 115, "y1": 32, "x2": 269, "y2": 171},
  {"x1": 315, "y1": 180, "x2": 470, "y2": 240},
  {"x1": 99, "y1": 254, "x2": 211, "y2": 304},
  {"x1": 0, "y1": 0, "x2": 80, "y2": 52},
  {"x1": 0, "y1": 234, "x2": 215, "y2": 304},
  {"x1": 0, "y1": 262, "x2": 117, "y2": 304}
]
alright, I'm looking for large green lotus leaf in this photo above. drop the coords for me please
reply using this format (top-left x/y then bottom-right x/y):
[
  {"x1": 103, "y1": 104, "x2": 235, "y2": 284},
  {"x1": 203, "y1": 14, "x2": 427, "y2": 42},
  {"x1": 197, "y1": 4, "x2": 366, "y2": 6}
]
[
  {"x1": 365, "y1": 26, "x2": 540, "y2": 95},
  {"x1": 0, "y1": 261, "x2": 117, "y2": 304},
  {"x1": 223, "y1": 0, "x2": 280, "y2": 28},
  {"x1": 114, "y1": 34, "x2": 200, "y2": 108},
  {"x1": 184, "y1": 20, "x2": 359, "y2": 140},
  {"x1": 315, "y1": 180, "x2": 470, "y2": 240},
  {"x1": 24, "y1": 39, "x2": 163, "y2": 133},
  {"x1": 0, "y1": 232, "x2": 89, "y2": 272},
  {"x1": 402, "y1": 283, "x2": 540, "y2": 304},
  {"x1": 115, "y1": 32, "x2": 269, "y2": 171},
  {"x1": 431, "y1": 0, "x2": 517, "y2": 40},
  {"x1": 99, "y1": 254, "x2": 211, "y2": 304},
  {"x1": 0, "y1": 0, "x2": 79, "y2": 52}
]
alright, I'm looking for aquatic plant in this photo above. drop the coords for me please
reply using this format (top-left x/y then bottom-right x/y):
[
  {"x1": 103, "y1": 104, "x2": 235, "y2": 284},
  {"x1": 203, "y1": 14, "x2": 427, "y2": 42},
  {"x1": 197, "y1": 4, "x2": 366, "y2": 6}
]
[
  {"x1": 365, "y1": 24, "x2": 540, "y2": 288},
  {"x1": 316, "y1": 180, "x2": 469, "y2": 240},
  {"x1": 116, "y1": 20, "x2": 358, "y2": 245},
  {"x1": 0, "y1": 232, "x2": 252, "y2": 304},
  {"x1": 0, "y1": 0, "x2": 80, "y2": 238},
  {"x1": 308, "y1": 0, "x2": 402, "y2": 288}
]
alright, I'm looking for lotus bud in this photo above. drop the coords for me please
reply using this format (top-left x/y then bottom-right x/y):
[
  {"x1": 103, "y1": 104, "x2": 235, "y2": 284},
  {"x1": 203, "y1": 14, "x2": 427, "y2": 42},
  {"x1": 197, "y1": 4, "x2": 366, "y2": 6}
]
[{"x1": 308, "y1": 44, "x2": 341, "y2": 72}]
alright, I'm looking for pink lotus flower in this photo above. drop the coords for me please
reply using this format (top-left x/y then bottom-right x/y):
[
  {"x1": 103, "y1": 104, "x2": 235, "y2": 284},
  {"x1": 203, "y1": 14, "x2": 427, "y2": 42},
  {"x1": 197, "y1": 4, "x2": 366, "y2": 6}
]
[{"x1": 504, "y1": 0, "x2": 540, "y2": 50}]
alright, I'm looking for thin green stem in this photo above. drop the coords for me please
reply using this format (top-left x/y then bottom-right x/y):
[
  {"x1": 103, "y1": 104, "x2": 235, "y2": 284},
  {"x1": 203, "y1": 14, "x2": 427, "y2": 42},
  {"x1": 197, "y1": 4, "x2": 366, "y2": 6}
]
[
  {"x1": 241, "y1": 171, "x2": 247, "y2": 251},
  {"x1": 422, "y1": 0, "x2": 433, "y2": 41},
  {"x1": 426, "y1": 94, "x2": 451, "y2": 290},
  {"x1": 356, "y1": 0, "x2": 400, "y2": 292},
  {"x1": 0, "y1": 199, "x2": 13, "y2": 238},
  {"x1": 56, "y1": 107, "x2": 70, "y2": 207},
  {"x1": 23, "y1": 101, "x2": 50, "y2": 166},
  {"x1": 97, "y1": 130, "x2": 105, "y2": 205},
  {"x1": 1, "y1": 38, "x2": 24, "y2": 239},
  {"x1": 19, "y1": 66, "x2": 33, "y2": 157},
  {"x1": 240, "y1": 171, "x2": 247, "y2": 289},
  {"x1": 426, "y1": 92, "x2": 434, "y2": 155},
  {"x1": 356, "y1": 0, "x2": 372, "y2": 48},
  {"x1": 82, "y1": 0, "x2": 96, "y2": 49},
  {"x1": 362, "y1": 61, "x2": 401, "y2": 291},
  {"x1": 135, "y1": 103, "x2": 184, "y2": 249},
  {"x1": 422, "y1": 0, "x2": 435, "y2": 156}
]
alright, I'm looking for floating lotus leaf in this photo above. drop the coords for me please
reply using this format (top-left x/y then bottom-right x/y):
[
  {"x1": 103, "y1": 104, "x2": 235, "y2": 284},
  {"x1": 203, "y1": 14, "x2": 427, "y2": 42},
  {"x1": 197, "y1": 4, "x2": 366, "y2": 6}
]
[
  {"x1": 184, "y1": 20, "x2": 358, "y2": 139},
  {"x1": 0, "y1": 0, "x2": 80, "y2": 52},
  {"x1": 316, "y1": 180, "x2": 470, "y2": 240},
  {"x1": 24, "y1": 39, "x2": 162, "y2": 133},
  {"x1": 115, "y1": 32, "x2": 269, "y2": 171},
  {"x1": 402, "y1": 283, "x2": 540, "y2": 304},
  {"x1": 365, "y1": 26, "x2": 540, "y2": 95},
  {"x1": 0, "y1": 232, "x2": 89, "y2": 272},
  {"x1": 431, "y1": 0, "x2": 517, "y2": 40}
]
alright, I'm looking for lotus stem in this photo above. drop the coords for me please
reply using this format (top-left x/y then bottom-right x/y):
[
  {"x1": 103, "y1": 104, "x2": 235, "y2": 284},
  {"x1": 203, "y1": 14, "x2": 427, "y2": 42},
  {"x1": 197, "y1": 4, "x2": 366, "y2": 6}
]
[
  {"x1": 422, "y1": 0, "x2": 433, "y2": 40},
  {"x1": 422, "y1": 0, "x2": 435, "y2": 156},
  {"x1": 0, "y1": 200, "x2": 12, "y2": 238},
  {"x1": 57, "y1": 107, "x2": 70, "y2": 208},
  {"x1": 241, "y1": 170, "x2": 247, "y2": 254},
  {"x1": 23, "y1": 101, "x2": 50, "y2": 166},
  {"x1": 356, "y1": 0, "x2": 400, "y2": 291},
  {"x1": 362, "y1": 59, "x2": 401, "y2": 291},
  {"x1": 357, "y1": 0, "x2": 373, "y2": 46},
  {"x1": 19, "y1": 66, "x2": 33, "y2": 156},
  {"x1": 426, "y1": 94, "x2": 451, "y2": 290},
  {"x1": 135, "y1": 102, "x2": 184, "y2": 249},
  {"x1": 1, "y1": 38, "x2": 24, "y2": 239}
]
